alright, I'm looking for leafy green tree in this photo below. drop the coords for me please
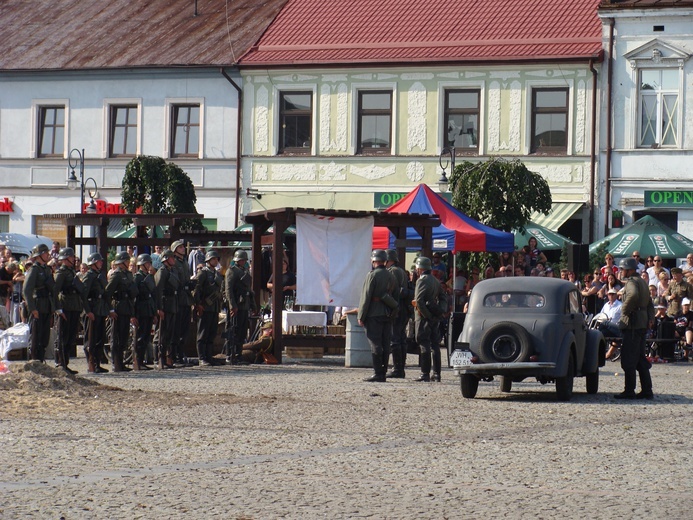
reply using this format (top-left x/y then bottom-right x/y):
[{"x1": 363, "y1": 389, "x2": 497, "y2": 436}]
[
  {"x1": 121, "y1": 155, "x2": 202, "y2": 229},
  {"x1": 449, "y1": 158, "x2": 553, "y2": 271}
]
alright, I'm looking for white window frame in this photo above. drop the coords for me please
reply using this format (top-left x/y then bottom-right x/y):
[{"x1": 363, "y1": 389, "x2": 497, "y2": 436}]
[
  {"x1": 351, "y1": 83, "x2": 398, "y2": 156},
  {"x1": 438, "y1": 80, "x2": 486, "y2": 156},
  {"x1": 103, "y1": 98, "x2": 142, "y2": 158},
  {"x1": 524, "y1": 80, "x2": 574, "y2": 156},
  {"x1": 632, "y1": 66, "x2": 683, "y2": 149},
  {"x1": 31, "y1": 99, "x2": 70, "y2": 158},
  {"x1": 164, "y1": 97, "x2": 204, "y2": 159},
  {"x1": 272, "y1": 84, "x2": 317, "y2": 156}
]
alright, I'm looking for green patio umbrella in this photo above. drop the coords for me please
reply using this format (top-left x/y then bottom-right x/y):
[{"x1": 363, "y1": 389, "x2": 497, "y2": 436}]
[
  {"x1": 589, "y1": 215, "x2": 693, "y2": 259},
  {"x1": 515, "y1": 222, "x2": 575, "y2": 251}
]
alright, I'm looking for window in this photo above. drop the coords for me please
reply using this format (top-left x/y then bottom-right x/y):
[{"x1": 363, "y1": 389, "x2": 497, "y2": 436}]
[
  {"x1": 279, "y1": 92, "x2": 312, "y2": 154},
  {"x1": 357, "y1": 91, "x2": 392, "y2": 154},
  {"x1": 639, "y1": 69, "x2": 679, "y2": 147},
  {"x1": 38, "y1": 106, "x2": 65, "y2": 157},
  {"x1": 171, "y1": 104, "x2": 200, "y2": 157},
  {"x1": 444, "y1": 89, "x2": 479, "y2": 152},
  {"x1": 531, "y1": 88, "x2": 568, "y2": 154},
  {"x1": 109, "y1": 105, "x2": 137, "y2": 157}
]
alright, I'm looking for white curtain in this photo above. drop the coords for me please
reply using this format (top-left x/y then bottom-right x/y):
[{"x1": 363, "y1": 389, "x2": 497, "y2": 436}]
[{"x1": 295, "y1": 214, "x2": 374, "y2": 307}]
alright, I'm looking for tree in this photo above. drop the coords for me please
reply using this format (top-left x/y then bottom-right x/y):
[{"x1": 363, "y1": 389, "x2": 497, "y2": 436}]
[
  {"x1": 121, "y1": 155, "x2": 202, "y2": 229},
  {"x1": 449, "y1": 158, "x2": 553, "y2": 272}
]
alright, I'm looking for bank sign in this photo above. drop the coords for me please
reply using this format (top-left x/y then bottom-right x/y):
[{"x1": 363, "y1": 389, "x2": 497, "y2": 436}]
[
  {"x1": 374, "y1": 191, "x2": 451, "y2": 209},
  {"x1": 644, "y1": 190, "x2": 693, "y2": 208}
]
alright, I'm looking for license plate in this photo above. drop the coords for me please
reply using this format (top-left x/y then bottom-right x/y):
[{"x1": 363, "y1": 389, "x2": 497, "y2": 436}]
[{"x1": 450, "y1": 349, "x2": 473, "y2": 366}]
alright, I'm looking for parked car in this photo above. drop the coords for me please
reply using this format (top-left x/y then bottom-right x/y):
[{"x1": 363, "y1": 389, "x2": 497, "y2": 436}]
[
  {"x1": 451, "y1": 277, "x2": 606, "y2": 401},
  {"x1": 0, "y1": 233, "x2": 55, "y2": 260}
]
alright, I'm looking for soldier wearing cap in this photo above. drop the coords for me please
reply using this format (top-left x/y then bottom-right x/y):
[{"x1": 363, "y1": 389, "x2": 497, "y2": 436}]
[
  {"x1": 132, "y1": 254, "x2": 156, "y2": 370},
  {"x1": 105, "y1": 251, "x2": 138, "y2": 372},
  {"x1": 154, "y1": 249, "x2": 180, "y2": 368},
  {"x1": 357, "y1": 249, "x2": 397, "y2": 382},
  {"x1": 413, "y1": 256, "x2": 443, "y2": 382},
  {"x1": 193, "y1": 250, "x2": 223, "y2": 366},
  {"x1": 52, "y1": 247, "x2": 83, "y2": 374},
  {"x1": 171, "y1": 240, "x2": 194, "y2": 364},
  {"x1": 224, "y1": 249, "x2": 254, "y2": 364},
  {"x1": 81, "y1": 252, "x2": 109, "y2": 373},
  {"x1": 615, "y1": 256, "x2": 654, "y2": 400},
  {"x1": 22, "y1": 243, "x2": 55, "y2": 361},
  {"x1": 385, "y1": 249, "x2": 410, "y2": 378},
  {"x1": 663, "y1": 266, "x2": 692, "y2": 318}
]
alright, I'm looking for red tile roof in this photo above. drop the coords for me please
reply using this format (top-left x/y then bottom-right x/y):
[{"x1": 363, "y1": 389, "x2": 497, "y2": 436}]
[{"x1": 241, "y1": 0, "x2": 603, "y2": 67}]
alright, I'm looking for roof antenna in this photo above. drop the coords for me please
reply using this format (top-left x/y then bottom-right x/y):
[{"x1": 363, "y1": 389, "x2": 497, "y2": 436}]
[{"x1": 194, "y1": 0, "x2": 198, "y2": 16}]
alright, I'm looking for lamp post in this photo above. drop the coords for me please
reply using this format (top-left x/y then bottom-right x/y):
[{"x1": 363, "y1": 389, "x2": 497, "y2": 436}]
[
  {"x1": 67, "y1": 148, "x2": 98, "y2": 213},
  {"x1": 438, "y1": 146, "x2": 455, "y2": 193}
]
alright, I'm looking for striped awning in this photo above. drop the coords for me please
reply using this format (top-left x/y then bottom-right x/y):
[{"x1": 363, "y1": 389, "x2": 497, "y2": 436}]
[{"x1": 530, "y1": 202, "x2": 583, "y2": 231}]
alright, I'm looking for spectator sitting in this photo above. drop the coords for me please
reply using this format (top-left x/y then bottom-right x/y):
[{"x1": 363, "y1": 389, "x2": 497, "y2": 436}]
[
  {"x1": 674, "y1": 298, "x2": 693, "y2": 360},
  {"x1": 600, "y1": 288, "x2": 623, "y2": 360}
]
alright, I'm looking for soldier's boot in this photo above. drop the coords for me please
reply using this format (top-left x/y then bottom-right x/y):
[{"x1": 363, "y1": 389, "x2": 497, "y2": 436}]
[
  {"x1": 90, "y1": 347, "x2": 108, "y2": 373},
  {"x1": 63, "y1": 344, "x2": 77, "y2": 375},
  {"x1": 364, "y1": 353, "x2": 386, "y2": 382},
  {"x1": 386, "y1": 347, "x2": 405, "y2": 378},
  {"x1": 431, "y1": 346, "x2": 442, "y2": 382},
  {"x1": 415, "y1": 352, "x2": 431, "y2": 382},
  {"x1": 112, "y1": 345, "x2": 131, "y2": 373}
]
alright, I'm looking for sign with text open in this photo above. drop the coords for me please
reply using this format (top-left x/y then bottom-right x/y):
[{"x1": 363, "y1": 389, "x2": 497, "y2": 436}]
[{"x1": 644, "y1": 190, "x2": 693, "y2": 208}]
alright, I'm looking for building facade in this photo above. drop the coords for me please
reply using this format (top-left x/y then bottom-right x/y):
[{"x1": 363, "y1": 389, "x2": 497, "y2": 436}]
[{"x1": 598, "y1": 0, "x2": 693, "y2": 239}]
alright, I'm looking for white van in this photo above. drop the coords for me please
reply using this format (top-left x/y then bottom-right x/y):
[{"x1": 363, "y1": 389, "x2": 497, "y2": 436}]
[{"x1": 0, "y1": 233, "x2": 55, "y2": 260}]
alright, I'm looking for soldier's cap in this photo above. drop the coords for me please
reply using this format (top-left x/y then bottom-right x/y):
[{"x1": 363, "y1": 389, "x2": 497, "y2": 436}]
[
  {"x1": 671, "y1": 267, "x2": 683, "y2": 275},
  {"x1": 683, "y1": 298, "x2": 691, "y2": 306}
]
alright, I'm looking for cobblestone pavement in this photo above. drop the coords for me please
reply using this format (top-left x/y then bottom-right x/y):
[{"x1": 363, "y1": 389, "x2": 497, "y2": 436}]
[{"x1": 1, "y1": 353, "x2": 692, "y2": 519}]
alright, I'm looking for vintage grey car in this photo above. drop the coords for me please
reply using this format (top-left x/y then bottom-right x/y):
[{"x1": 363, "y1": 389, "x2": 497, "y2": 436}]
[{"x1": 451, "y1": 277, "x2": 606, "y2": 401}]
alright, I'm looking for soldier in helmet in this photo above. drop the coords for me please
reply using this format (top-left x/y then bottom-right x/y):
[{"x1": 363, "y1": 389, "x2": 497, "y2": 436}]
[
  {"x1": 414, "y1": 256, "x2": 442, "y2": 382},
  {"x1": 224, "y1": 249, "x2": 253, "y2": 365},
  {"x1": 105, "y1": 251, "x2": 138, "y2": 372},
  {"x1": 193, "y1": 250, "x2": 224, "y2": 366},
  {"x1": 22, "y1": 243, "x2": 55, "y2": 361},
  {"x1": 81, "y1": 252, "x2": 109, "y2": 373},
  {"x1": 171, "y1": 240, "x2": 194, "y2": 364},
  {"x1": 385, "y1": 249, "x2": 410, "y2": 378},
  {"x1": 357, "y1": 249, "x2": 397, "y2": 382},
  {"x1": 132, "y1": 254, "x2": 156, "y2": 370},
  {"x1": 615, "y1": 256, "x2": 654, "y2": 400},
  {"x1": 154, "y1": 249, "x2": 180, "y2": 369},
  {"x1": 52, "y1": 247, "x2": 83, "y2": 374}
]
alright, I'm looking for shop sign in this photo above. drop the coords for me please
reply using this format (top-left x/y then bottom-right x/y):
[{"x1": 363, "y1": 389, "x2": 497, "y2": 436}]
[
  {"x1": 374, "y1": 191, "x2": 451, "y2": 209},
  {"x1": 644, "y1": 190, "x2": 693, "y2": 208},
  {"x1": 0, "y1": 197, "x2": 14, "y2": 212},
  {"x1": 86, "y1": 199, "x2": 127, "y2": 214}
]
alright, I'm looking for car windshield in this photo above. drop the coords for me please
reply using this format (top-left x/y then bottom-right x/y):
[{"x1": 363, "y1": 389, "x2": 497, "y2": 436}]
[{"x1": 482, "y1": 292, "x2": 545, "y2": 308}]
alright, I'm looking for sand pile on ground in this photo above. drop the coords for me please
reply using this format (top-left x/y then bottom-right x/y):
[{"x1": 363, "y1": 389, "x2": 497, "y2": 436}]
[{"x1": 0, "y1": 360, "x2": 103, "y2": 393}]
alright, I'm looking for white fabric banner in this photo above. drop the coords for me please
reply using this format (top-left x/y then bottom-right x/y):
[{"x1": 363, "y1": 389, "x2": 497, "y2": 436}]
[{"x1": 296, "y1": 214, "x2": 374, "y2": 307}]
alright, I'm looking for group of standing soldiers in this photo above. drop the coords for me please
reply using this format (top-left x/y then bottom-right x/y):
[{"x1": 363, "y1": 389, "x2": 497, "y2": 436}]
[
  {"x1": 358, "y1": 249, "x2": 443, "y2": 383},
  {"x1": 21, "y1": 240, "x2": 253, "y2": 373}
]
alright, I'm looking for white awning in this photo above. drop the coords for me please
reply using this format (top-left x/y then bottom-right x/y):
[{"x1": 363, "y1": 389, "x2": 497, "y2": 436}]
[{"x1": 530, "y1": 203, "x2": 583, "y2": 231}]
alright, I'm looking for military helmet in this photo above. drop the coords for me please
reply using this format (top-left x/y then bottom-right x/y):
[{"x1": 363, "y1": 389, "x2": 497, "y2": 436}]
[
  {"x1": 386, "y1": 249, "x2": 399, "y2": 263},
  {"x1": 31, "y1": 243, "x2": 50, "y2": 258},
  {"x1": 371, "y1": 249, "x2": 387, "y2": 263},
  {"x1": 86, "y1": 252, "x2": 103, "y2": 266},
  {"x1": 205, "y1": 250, "x2": 220, "y2": 262},
  {"x1": 161, "y1": 249, "x2": 175, "y2": 261},
  {"x1": 114, "y1": 251, "x2": 130, "y2": 265},
  {"x1": 233, "y1": 250, "x2": 248, "y2": 262},
  {"x1": 170, "y1": 240, "x2": 185, "y2": 253},
  {"x1": 415, "y1": 256, "x2": 432, "y2": 270},
  {"x1": 57, "y1": 247, "x2": 75, "y2": 260},
  {"x1": 136, "y1": 253, "x2": 153, "y2": 266},
  {"x1": 619, "y1": 257, "x2": 638, "y2": 271}
]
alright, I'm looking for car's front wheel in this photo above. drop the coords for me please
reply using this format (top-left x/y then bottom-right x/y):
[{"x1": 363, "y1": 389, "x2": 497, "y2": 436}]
[
  {"x1": 461, "y1": 374, "x2": 479, "y2": 398},
  {"x1": 585, "y1": 369, "x2": 599, "y2": 394},
  {"x1": 555, "y1": 352, "x2": 574, "y2": 401}
]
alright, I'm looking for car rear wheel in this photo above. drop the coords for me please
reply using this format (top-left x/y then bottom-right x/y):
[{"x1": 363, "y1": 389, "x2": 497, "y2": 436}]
[
  {"x1": 460, "y1": 374, "x2": 479, "y2": 398},
  {"x1": 555, "y1": 352, "x2": 574, "y2": 401},
  {"x1": 500, "y1": 376, "x2": 512, "y2": 393},
  {"x1": 585, "y1": 369, "x2": 599, "y2": 394},
  {"x1": 478, "y1": 322, "x2": 532, "y2": 364}
]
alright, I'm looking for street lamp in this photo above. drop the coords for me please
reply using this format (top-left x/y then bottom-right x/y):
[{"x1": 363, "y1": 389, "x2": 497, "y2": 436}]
[
  {"x1": 67, "y1": 148, "x2": 98, "y2": 213},
  {"x1": 438, "y1": 146, "x2": 455, "y2": 193}
]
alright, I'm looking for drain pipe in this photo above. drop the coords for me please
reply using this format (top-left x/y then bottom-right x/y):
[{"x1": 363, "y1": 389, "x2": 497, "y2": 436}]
[
  {"x1": 220, "y1": 67, "x2": 243, "y2": 228},
  {"x1": 589, "y1": 57, "x2": 598, "y2": 244},
  {"x1": 604, "y1": 18, "x2": 615, "y2": 237}
]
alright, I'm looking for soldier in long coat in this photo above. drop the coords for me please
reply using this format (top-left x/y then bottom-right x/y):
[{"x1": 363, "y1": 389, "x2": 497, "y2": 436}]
[
  {"x1": 154, "y1": 249, "x2": 180, "y2": 369},
  {"x1": 171, "y1": 240, "x2": 194, "y2": 364},
  {"x1": 53, "y1": 247, "x2": 83, "y2": 374},
  {"x1": 414, "y1": 256, "x2": 442, "y2": 382},
  {"x1": 132, "y1": 254, "x2": 157, "y2": 371},
  {"x1": 81, "y1": 252, "x2": 109, "y2": 373},
  {"x1": 385, "y1": 249, "x2": 409, "y2": 378},
  {"x1": 193, "y1": 250, "x2": 223, "y2": 366},
  {"x1": 224, "y1": 250, "x2": 253, "y2": 365},
  {"x1": 105, "y1": 251, "x2": 138, "y2": 372},
  {"x1": 22, "y1": 243, "x2": 54, "y2": 362}
]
